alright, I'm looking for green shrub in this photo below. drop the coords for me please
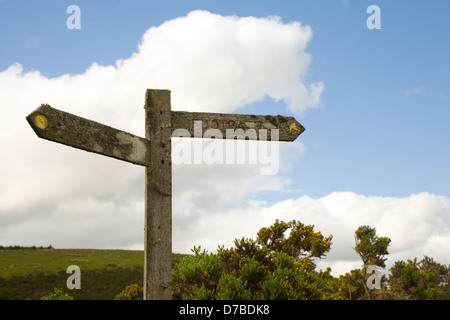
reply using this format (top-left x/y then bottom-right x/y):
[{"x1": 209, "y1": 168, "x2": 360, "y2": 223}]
[
  {"x1": 172, "y1": 220, "x2": 333, "y2": 300},
  {"x1": 114, "y1": 284, "x2": 143, "y2": 300},
  {"x1": 40, "y1": 288, "x2": 74, "y2": 300}
]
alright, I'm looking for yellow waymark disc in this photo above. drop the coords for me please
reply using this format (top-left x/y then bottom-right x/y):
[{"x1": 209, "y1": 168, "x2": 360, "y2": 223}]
[
  {"x1": 289, "y1": 122, "x2": 300, "y2": 132},
  {"x1": 35, "y1": 115, "x2": 48, "y2": 130}
]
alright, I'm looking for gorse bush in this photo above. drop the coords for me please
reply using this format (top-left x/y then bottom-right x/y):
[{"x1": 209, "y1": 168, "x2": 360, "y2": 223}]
[
  {"x1": 40, "y1": 288, "x2": 74, "y2": 300},
  {"x1": 170, "y1": 219, "x2": 450, "y2": 300},
  {"x1": 387, "y1": 256, "x2": 449, "y2": 300},
  {"x1": 76, "y1": 219, "x2": 449, "y2": 300},
  {"x1": 172, "y1": 219, "x2": 334, "y2": 300},
  {"x1": 257, "y1": 220, "x2": 332, "y2": 260},
  {"x1": 114, "y1": 284, "x2": 143, "y2": 300}
]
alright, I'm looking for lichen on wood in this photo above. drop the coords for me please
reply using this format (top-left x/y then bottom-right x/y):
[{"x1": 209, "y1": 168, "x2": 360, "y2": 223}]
[{"x1": 26, "y1": 104, "x2": 151, "y2": 166}]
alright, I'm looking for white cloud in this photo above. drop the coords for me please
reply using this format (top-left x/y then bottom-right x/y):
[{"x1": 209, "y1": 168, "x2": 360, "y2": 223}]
[
  {"x1": 0, "y1": 10, "x2": 319, "y2": 250},
  {"x1": 2, "y1": 10, "x2": 449, "y2": 278},
  {"x1": 172, "y1": 191, "x2": 450, "y2": 276},
  {"x1": 405, "y1": 85, "x2": 425, "y2": 97},
  {"x1": 122, "y1": 10, "x2": 324, "y2": 114}
]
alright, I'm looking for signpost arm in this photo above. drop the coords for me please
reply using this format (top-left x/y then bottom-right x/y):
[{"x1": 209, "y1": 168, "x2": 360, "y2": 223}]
[
  {"x1": 26, "y1": 104, "x2": 150, "y2": 166},
  {"x1": 171, "y1": 111, "x2": 305, "y2": 142},
  {"x1": 25, "y1": 89, "x2": 305, "y2": 301},
  {"x1": 144, "y1": 89, "x2": 173, "y2": 300}
]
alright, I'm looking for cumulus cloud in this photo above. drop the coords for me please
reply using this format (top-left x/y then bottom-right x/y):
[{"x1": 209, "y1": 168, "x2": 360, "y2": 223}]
[
  {"x1": 173, "y1": 191, "x2": 450, "y2": 276},
  {"x1": 1, "y1": 10, "x2": 448, "y2": 277},
  {"x1": 0, "y1": 10, "x2": 319, "y2": 249},
  {"x1": 131, "y1": 10, "x2": 324, "y2": 113}
]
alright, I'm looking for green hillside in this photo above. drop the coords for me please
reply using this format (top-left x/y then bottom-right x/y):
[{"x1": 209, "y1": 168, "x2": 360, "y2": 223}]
[{"x1": 0, "y1": 247, "x2": 188, "y2": 300}]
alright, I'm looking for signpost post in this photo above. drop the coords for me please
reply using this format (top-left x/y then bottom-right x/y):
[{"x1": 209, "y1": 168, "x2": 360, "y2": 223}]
[{"x1": 26, "y1": 89, "x2": 305, "y2": 300}]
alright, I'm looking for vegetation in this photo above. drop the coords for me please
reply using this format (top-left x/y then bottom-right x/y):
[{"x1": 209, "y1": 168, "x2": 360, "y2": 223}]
[
  {"x1": 40, "y1": 288, "x2": 74, "y2": 300},
  {"x1": 0, "y1": 245, "x2": 53, "y2": 251},
  {"x1": 0, "y1": 249, "x2": 186, "y2": 300},
  {"x1": 387, "y1": 256, "x2": 449, "y2": 300},
  {"x1": 1, "y1": 219, "x2": 449, "y2": 300},
  {"x1": 352, "y1": 225, "x2": 391, "y2": 299},
  {"x1": 0, "y1": 248, "x2": 144, "y2": 280},
  {"x1": 114, "y1": 284, "x2": 143, "y2": 300},
  {"x1": 172, "y1": 219, "x2": 333, "y2": 299},
  {"x1": 171, "y1": 220, "x2": 449, "y2": 300}
]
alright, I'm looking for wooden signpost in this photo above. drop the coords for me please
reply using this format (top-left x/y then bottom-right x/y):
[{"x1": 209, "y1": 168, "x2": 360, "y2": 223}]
[{"x1": 26, "y1": 89, "x2": 305, "y2": 300}]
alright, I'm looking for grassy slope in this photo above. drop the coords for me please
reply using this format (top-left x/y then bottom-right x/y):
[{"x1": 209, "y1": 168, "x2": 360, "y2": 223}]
[{"x1": 0, "y1": 248, "x2": 188, "y2": 300}]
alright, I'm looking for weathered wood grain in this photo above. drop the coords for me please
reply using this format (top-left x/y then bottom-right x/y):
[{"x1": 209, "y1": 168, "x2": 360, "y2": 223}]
[
  {"x1": 26, "y1": 104, "x2": 151, "y2": 166},
  {"x1": 26, "y1": 89, "x2": 305, "y2": 301},
  {"x1": 171, "y1": 111, "x2": 305, "y2": 141},
  {"x1": 144, "y1": 89, "x2": 172, "y2": 300}
]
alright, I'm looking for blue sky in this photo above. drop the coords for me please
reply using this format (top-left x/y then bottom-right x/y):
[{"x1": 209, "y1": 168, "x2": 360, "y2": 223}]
[
  {"x1": 2, "y1": 0, "x2": 448, "y2": 199},
  {"x1": 0, "y1": 0, "x2": 449, "y2": 275}
]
